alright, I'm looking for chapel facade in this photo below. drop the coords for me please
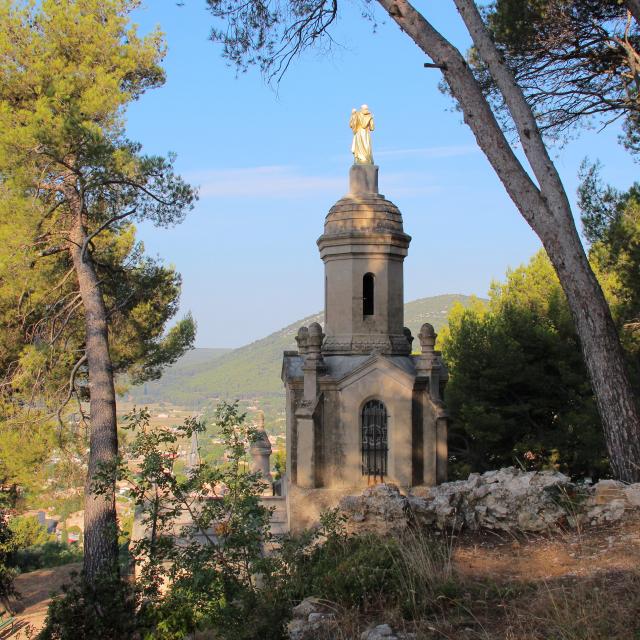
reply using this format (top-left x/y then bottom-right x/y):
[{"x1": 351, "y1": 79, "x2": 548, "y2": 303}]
[{"x1": 282, "y1": 161, "x2": 449, "y2": 531}]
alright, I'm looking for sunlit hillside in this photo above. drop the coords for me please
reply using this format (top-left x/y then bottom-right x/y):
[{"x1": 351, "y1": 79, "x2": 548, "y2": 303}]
[{"x1": 126, "y1": 294, "x2": 480, "y2": 407}]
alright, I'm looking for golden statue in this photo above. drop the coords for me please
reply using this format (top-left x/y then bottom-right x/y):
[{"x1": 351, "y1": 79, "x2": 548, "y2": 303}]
[{"x1": 350, "y1": 104, "x2": 375, "y2": 164}]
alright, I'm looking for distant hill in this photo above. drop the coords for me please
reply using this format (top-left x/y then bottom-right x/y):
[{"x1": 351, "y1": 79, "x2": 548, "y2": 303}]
[{"x1": 126, "y1": 294, "x2": 478, "y2": 408}]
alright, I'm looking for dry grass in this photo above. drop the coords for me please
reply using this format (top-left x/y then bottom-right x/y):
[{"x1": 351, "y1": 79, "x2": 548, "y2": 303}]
[
  {"x1": 314, "y1": 517, "x2": 640, "y2": 639},
  {"x1": 502, "y1": 571, "x2": 640, "y2": 640}
]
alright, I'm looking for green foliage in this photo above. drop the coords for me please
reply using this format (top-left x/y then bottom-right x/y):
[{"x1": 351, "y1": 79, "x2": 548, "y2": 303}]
[
  {"x1": 8, "y1": 516, "x2": 50, "y2": 549},
  {"x1": 39, "y1": 571, "x2": 139, "y2": 640},
  {"x1": 284, "y1": 531, "x2": 399, "y2": 608},
  {"x1": 0, "y1": 512, "x2": 17, "y2": 602},
  {"x1": 266, "y1": 516, "x2": 456, "y2": 625},
  {"x1": 40, "y1": 401, "x2": 276, "y2": 639},
  {"x1": 11, "y1": 542, "x2": 82, "y2": 573},
  {"x1": 477, "y1": 1, "x2": 640, "y2": 148},
  {"x1": 0, "y1": 0, "x2": 197, "y2": 493},
  {"x1": 1, "y1": 516, "x2": 81, "y2": 574},
  {"x1": 579, "y1": 162, "x2": 640, "y2": 359},
  {"x1": 440, "y1": 252, "x2": 606, "y2": 479},
  {"x1": 273, "y1": 449, "x2": 286, "y2": 480}
]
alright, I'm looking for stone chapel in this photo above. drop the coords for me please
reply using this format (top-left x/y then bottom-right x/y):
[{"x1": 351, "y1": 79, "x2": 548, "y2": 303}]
[{"x1": 282, "y1": 151, "x2": 449, "y2": 531}]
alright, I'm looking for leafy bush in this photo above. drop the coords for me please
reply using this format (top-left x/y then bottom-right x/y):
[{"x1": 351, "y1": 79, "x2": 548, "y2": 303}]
[
  {"x1": 38, "y1": 571, "x2": 138, "y2": 640},
  {"x1": 278, "y1": 527, "x2": 400, "y2": 609},
  {"x1": 0, "y1": 512, "x2": 17, "y2": 602},
  {"x1": 11, "y1": 542, "x2": 82, "y2": 573},
  {"x1": 8, "y1": 515, "x2": 50, "y2": 549},
  {"x1": 39, "y1": 401, "x2": 278, "y2": 640},
  {"x1": 3, "y1": 515, "x2": 81, "y2": 573},
  {"x1": 440, "y1": 252, "x2": 606, "y2": 480}
]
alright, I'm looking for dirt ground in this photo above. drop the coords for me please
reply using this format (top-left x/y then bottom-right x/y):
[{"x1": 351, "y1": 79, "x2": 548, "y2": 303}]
[
  {"x1": 2, "y1": 517, "x2": 640, "y2": 638},
  {"x1": 2, "y1": 563, "x2": 80, "y2": 639},
  {"x1": 452, "y1": 514, "x2": 640, "y2": 580}
]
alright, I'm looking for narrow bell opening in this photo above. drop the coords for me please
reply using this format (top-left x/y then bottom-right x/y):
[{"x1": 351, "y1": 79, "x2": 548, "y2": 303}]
[{"x1": 363, "y1": 272, "x2": 375, "y2": 316}]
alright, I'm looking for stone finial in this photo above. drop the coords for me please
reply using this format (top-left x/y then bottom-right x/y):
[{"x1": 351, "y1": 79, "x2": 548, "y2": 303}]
[
  {"x1": 296, "y1": 326, "x2": 309, "y2": 355},
  {"x1": 418, "y1": 323, "x2": 436, "y2": 354},
  {"x1": 250, "y1": 410, "x2": 272, "y2": 480},
  {"x1": 403, "y1": 327, "x2": 414, "y2": 351},
  {"x1": 307, "y1": 322, "x2": 325, "y2": 356}
]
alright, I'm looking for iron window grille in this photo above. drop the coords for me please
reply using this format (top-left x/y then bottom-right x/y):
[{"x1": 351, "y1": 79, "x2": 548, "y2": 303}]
[{"x1": 361, "y1": 399, "x2": 388, "y2": 482}]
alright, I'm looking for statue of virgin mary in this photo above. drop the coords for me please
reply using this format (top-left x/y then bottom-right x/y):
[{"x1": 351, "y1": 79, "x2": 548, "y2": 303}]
[{"x1": 350, "y1": 104, "x2": 375, "y2": 164}]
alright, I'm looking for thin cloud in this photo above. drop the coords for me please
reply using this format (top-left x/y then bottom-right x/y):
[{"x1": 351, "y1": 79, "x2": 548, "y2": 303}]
[
  {"x1": 190, "y1": 165, "x2": 344, "y2": 199},
  {"x1": 376, "y1": 145, "x2": 479, "y2": 159},
  {"x1": 381, "y1": 171, "x2": 442, "y2": 197},
  {"x1": 189, "y1": 165, "x2": 446, "y2": 200}
]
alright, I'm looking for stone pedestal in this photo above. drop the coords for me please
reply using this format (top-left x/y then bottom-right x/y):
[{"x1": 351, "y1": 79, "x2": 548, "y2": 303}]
[{"x1": 349, "y1": 164, "x2": 378, "y2": 195}]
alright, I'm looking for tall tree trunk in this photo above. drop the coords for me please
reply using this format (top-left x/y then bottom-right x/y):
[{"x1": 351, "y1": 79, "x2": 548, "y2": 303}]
[
  {"x1": 376, "y1": 0, "x2": 640, "y2": 481},
  {"x1": 68, "y1": 209, "x2": 119, "y2": 583},
  {"x1": 627, "y1": 0, "x2": 640, "y2": 26}
]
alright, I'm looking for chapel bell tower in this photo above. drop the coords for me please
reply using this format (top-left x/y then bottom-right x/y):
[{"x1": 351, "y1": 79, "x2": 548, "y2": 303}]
[
  {"x1": 282, "y1": 106, "x2": 449, "y2": 531},
  {"x1": 319, "y1": 164, "x2": 411, "y2": 356}
]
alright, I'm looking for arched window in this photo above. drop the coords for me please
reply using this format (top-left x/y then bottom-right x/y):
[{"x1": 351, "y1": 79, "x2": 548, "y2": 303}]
[
  {"x1": 363, "y1": 273, "x2": 374, "y2": 316},
  {"x1": 361, "y1": 400, "x2": 388, "y2": 481}
]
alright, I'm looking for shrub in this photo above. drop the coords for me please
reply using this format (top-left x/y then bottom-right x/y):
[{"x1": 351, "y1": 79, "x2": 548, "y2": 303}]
[
  {"x1": 11, "y1": 541, "x2": 82, "y2": 573},
  {"x1": 0, "y1": 512, "x2": 17, "y2": 602},
  {"x1": 40, "y1": 401, "x2": 278, "y2": 640},
  {"x1": 8, "y1": 515, "x2": 50, "y2": 549},
  {"x1": 38, "y1": 571, "x2": 138, "y2": 640},
  {"x1": 288, "y1": 532, "x2": 400, "y2": 608}
]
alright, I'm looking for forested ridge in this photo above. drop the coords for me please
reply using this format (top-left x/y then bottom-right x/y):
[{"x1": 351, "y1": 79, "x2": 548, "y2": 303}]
[{"x1": 128, "y1": 294, "x2": 478, "y2": 406}]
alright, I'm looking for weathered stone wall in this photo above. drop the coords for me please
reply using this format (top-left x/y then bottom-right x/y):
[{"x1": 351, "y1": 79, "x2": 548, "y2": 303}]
[
  {"x1": 339, "y1": 467, "x2": 640, "y2": 534},
  {"x1": 287, "y1": 484, "x2": 364, "y2": 533}
]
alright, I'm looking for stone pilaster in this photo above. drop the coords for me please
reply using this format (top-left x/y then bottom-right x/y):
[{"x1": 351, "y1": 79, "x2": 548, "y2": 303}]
[
  {"x1": 416, "y1": 322, "x2": 449, "y2": 485},
  {"x1": 295, "y1": 323, "x2": 326, "y2": 488}
]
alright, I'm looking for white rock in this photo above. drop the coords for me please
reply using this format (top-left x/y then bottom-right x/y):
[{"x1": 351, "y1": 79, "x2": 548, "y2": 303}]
[
  {"x1": 307, "y1": 612, "x2": 330, "y2": 623},
  {"x1": 362, "y1": 624, "x2": 396, "y2": 639},
  {"x1": 292, "y1": 596, "x2": 326, "y2": 619},
  {"x1": 624, "y1": 484, "x2": 640, "y2": 507},
  {"x1": 340, "y1": 468, "x2": 639, "y2": 535}
]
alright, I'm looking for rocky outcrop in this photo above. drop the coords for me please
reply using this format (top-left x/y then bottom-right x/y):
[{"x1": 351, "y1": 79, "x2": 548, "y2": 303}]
[
  {"x1": 339, "y1": 468, "x2": 640, "y2": 534},
  {"x1": 287, "y1": 598, "x2": 417, "y2": 640},
  {"x1": 287, "y1": 597, "x2": 337, "y2": 640}
]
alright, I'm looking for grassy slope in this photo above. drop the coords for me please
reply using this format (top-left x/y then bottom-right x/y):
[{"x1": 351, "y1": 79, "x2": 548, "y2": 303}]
[{"x1": 126, "y1": 294, "x2": 478, "y2": 407}]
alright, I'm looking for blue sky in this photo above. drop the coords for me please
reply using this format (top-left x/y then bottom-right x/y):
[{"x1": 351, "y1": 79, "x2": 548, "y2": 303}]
[{"x1": 126, "y1": 1, "x2": 638, "y2": 348}]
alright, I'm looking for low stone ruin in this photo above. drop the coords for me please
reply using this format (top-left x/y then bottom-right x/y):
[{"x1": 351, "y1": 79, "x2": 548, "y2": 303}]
[{"x1": 339, "y1": 467, "x2": 640, "y2": 534}]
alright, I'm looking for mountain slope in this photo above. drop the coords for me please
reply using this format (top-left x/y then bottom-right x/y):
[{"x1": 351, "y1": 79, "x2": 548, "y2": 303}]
[{"x1": 127, "y1": 294, "x2": 478, "y2": 407}]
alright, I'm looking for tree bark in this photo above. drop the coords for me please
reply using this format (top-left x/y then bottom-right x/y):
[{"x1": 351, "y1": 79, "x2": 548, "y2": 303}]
[
  {"x1": 627, "y1": 0, "x2": 640, "y2": 26},
  {"x1": 68, "y1": 196, "x2": 119, "y2": 583},
  {"x1": 376, "y1": 0, "x2": 640, "y2": 481}
]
